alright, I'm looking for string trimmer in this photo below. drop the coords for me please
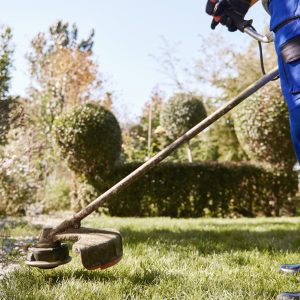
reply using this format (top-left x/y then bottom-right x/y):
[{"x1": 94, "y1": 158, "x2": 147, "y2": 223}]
[{"x1": 26, "y1": 20, "x2": 278, "y2": 270}]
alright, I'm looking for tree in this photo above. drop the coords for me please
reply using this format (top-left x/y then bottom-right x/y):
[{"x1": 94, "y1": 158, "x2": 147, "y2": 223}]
[
  {"x1": 192, "y1": 35, "x2": 278, "y2": 163},
  {"x1": 1, "y1": 21, "x2": 104, "y2": 215},
  {"x1": 27, "y1": 20, "x2": 102, "y2": 131},
  {"x1": 155, "y1": 35, "x2": 248, "y2": 162},
  {"x1": 0, "y1": 26, "x2": 21, "y2": 146},
  {"x1": 0, "y1": 26, "x2": 13, "y2": 101},
  {"x1": 0, "y1": 124, "x2": 46, "y2": 215},
  {"x1": 123, "y1": 89, "x2": 168, "y2": 162},
  {"x1": 161, "y1": 93, "x2": 207, "y2": 162},
  {"x1": 190, "y1": 114, "x2": 247, "y2": 162},
  {"x1": 212, "y1": 37, "x2": 295, "y2": 170}
]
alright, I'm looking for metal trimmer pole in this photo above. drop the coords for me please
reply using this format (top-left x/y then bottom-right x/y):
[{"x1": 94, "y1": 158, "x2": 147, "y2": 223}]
[{"x1": 49, "y1": 68, "x2": 279, "y2": 238}]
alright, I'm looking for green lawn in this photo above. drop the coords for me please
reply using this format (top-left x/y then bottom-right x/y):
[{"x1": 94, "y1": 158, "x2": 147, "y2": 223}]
[{"x1": 2, "y1": 217, "x2": 300, "y2": 299}]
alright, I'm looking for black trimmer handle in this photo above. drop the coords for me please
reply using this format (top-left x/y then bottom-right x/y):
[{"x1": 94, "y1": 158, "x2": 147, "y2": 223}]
[
  {"x1": 223, "y1": 9, "x2": 253, "y2": 32},
  {"x1": 221, "y1": 9, "x2": 274, "y2": 43}
]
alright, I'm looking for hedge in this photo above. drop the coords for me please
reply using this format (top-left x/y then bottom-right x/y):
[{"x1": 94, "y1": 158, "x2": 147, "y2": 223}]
[{"x1": 90, "y1": 162, "x2": 298, "y2": 217}]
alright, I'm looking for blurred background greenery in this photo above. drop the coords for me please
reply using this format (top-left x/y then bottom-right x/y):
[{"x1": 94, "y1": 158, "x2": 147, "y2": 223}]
[{"x1": 0, "y1": 20, "x2": 298, "y2": 218}]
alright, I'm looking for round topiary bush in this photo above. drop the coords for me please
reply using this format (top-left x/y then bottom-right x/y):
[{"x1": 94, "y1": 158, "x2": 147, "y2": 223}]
[
  {"x1": 54, "y1": 103, "x2": 122, "y2": 177},
  {"x1": 233, "y1": 81, "x2": 296, "y2": 170},
  {"x1": 161, "y1": 93, "x2": 207, "y2": 139}
]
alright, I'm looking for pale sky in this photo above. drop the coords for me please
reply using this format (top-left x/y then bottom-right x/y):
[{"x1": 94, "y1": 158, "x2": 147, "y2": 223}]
[{"x1": 0, "y1": 0, "x2": 269, "y2": 119}]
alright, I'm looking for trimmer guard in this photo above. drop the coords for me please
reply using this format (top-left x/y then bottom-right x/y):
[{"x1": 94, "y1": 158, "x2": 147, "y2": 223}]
[{"x1": 56, "y1": 228, "x2": 123, "y2": 270}]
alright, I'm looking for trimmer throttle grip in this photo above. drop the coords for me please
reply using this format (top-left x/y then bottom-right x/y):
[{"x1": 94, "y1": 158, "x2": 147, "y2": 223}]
[{"x1": 215, "y1": 8, "x2": 253, "y2": 32}]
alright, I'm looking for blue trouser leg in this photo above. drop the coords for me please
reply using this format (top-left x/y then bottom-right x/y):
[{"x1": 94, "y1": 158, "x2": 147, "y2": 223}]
[
  {"x1": 269, "y1": 0, "x2": 300, "y2": 32},
  {"x1": 270, "y1": 0, "x2": 300, "y2": 163},
  {"x1": 269, "y1": 5, "x2": 300, "y2": 300},
  {"x1": 290, "y1": 106, "x2": 300, "y2": 162}
]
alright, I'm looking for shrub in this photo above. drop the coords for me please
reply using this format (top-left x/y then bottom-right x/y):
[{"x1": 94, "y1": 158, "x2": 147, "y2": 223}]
[
  {"x1": 0, "y1": 99, "x2": 23, "y2": 146},
  {"x1": 233, "y1": 82, "x2": 296, "y2": 170},
  {"x1": 93, "y1": 162, "x2": 298, "y2": 218},
  {"x1": 41, "y1": 178, "x2": 71, "y2": 212},
  {"x1": 161, "y1": 93, "x2": 207, "y2": 162},
  {"x1": 71, "y1": 179, "x2": 99, "y2": 212},
  {"x1": 0, "y1": 127, "x2": 43, "y2": 216},
  {"x1": 0, "y1": 157, "x2": 38, "y2": 216},
  {"x1": 161, "y1": 93, "x2": 207, "y2": 139},
  {"x1": 54, "y1": 103, "x2": 122, "y2": 178}
]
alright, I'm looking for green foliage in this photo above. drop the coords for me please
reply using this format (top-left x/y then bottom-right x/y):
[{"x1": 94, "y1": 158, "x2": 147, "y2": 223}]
[
  {"x1": 185, "y1": 114, "x2": 248, "y2": 162},
  {"x1": 0, "y1": 26, "x2": 13, "y2": 101},
  {"x1": 48, "y1": 20, "x2": 94, "y2": 52},
  {"x1": 0, "y1": 22, "x2": 103, "y2": 216},
  {"x1": 211, "y1": 40, "x2": 277, "y2": 97},
  {"x1": 0, "y1": 26, "x2": 16, "y2": 146},
  {"x1": 161, "y1": 93, "x2": 207, "y2": 139},
  {"x1": 41, "y1": 178, "x2": 71, "y2": 212},
  {"x1": 54, "y1": 103, "x2": 122, "y2": 177},
  {"x1": 27, "y1": 20, "x2": 100, "y2": 133},
  {"x1": 123, "y1": 92, "x2": 168, "y2": 162},
  {"x1": 91, "y1": 162, "x2": 298, "y2": 218},
  {"x1": 0, "y1": 127, "x2": 45, "y2": 216},
  {"x1": 0, "y1": 99, "x2": 23, "y2": 146},
  {"x1": 28, "y1": 21, "x2": 94, "y2": 69},
  {"x1": 233, "y1": 81, "x2": 295, "y2": 170},
  {"x1": 72, "y1": 179, "x2": 99, "y2": 211},
  {"x1": 8, "y1": 21, "x2": 103, "y2": 216},
  {"x1": 0, "y1": 26, "x2": 35, "y2": 216},
  {"x1": 160, "y1": 93, "x2": 208, "y2": 162},
  {"x1": 0, "y1": 161, "x2": 37, "y2": 216},
  {"x1": 193, "y1": 36, "x2": 278, "y2": 164},
  {"x1": 210, "y1": 116, "x2": 247, "y2": 161},
  {"x1": 207, "y1": 40, "x2": 290, "y2": 167}
]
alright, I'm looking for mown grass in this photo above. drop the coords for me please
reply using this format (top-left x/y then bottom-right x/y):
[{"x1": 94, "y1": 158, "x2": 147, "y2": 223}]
[
  {"x1": 1, "y1": 220, "x2": 41, "y2": 237},
  {"x1": 2, "y1": 217, "x2": 300, "y2": 299}
]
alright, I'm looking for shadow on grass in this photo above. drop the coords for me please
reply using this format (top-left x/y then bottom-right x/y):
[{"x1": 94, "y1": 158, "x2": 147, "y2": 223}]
[
  {"x1": 38, "y1": 267, "x2": 169, "y2": 287},
  {"x1": 120, "y1": 226, "x2": 300, "y2": 254}
]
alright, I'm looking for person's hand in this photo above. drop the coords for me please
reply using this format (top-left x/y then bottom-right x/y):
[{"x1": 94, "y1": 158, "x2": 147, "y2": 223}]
[{"x1": 205, "y1": 0, "x2": 251, "y2": 32}]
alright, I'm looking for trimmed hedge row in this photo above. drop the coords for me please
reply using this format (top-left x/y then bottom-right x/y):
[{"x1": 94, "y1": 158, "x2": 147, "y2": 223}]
[{"x1": 92, "y1": 162, "x2": 298, "y2": 217}]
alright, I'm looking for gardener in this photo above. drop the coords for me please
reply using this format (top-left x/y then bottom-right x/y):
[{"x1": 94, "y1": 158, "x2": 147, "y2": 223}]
[{"x1": 205, "y1": 0, "x2": 300, "y2": 299}]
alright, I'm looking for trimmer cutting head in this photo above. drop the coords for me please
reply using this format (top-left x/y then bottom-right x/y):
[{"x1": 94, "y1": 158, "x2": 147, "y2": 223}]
[
  {"x1": 26, "y1": 227, "x2": 123, "y2": 270},
  {"x1": 26, "y1": 241, "x2": 72, "y2": 269}
]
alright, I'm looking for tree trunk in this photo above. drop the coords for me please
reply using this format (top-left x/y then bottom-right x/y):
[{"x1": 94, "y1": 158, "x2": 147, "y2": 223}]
[
  {"x1": 187, "y1": 142, "x2": 193, "y2": 163},
  {"x1": 146, "y1": 100, "x2": 152, "y2": 160}
]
